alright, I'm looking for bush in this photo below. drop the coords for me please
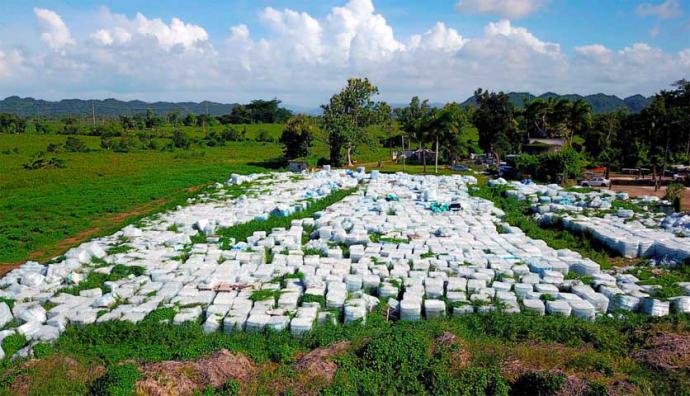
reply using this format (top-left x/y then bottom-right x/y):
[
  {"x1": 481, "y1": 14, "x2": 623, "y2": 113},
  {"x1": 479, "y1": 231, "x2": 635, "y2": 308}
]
[
  {"x1": 22, "y1": 152, "x2": 66, "y2": 170},
  {"x1": 89, "y1": 363, "x2": 140, "y2": 396},
  {"x1": 255, "y1": 129, "x2": 274, "y2": 143},
  {"x1": 221, "y1": 127, "x2": 246, "y2": 142},
  {"x1": 358, "y1": 326, "x2": 432, "y2": 394},
  {"x1": 665, "y1": 183, "x2": 685, "y2": 213},
  {"x1": 172, "y1": 130, "x2": 191, "y2": 149},
  {"x1": 63, "y1": 136, "x2": 89, "y2": 152},
  {"x1": 514, "y1": 149, "x2": 583, "y2": 184},
  {"x1": 428, "y1": 367, "x2": 509, "y2": 396}
]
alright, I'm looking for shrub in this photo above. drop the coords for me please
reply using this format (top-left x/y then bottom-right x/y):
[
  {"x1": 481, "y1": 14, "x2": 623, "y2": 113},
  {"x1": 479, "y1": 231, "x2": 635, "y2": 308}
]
[
  {"x1": 22, "y1": 152, "x2": 66, "y2": 170},
  {"x1": 280, "y1": 116, "x2": 314, "y2": 160},
  {"x1": 514, "y1": 149, "x2": 583, "y2": 184},
  {"x1": 255, "y1": 129, "x2": 274, "y2": 143},
  {"x1": 63, "y1": 136, "x2": 89, "y2": 152},
  {"x1": 428, "y1": 367, "x2": 509, "y2": 396},
  {"x1": 221, "y1": 127, "x2": 245, "y2": 142},
  {"x1": 665, "y1": 183, "x2": 685, "y2": 213},
  {"x1": 89, "y1": 363, "x2": 140, "y2": 396},
  {"x1": 172, "y1": 130, "x2": 191, "y2": 149},
  {"x1": 359, "y1": 325, "x2": 432, "y2": 393}
]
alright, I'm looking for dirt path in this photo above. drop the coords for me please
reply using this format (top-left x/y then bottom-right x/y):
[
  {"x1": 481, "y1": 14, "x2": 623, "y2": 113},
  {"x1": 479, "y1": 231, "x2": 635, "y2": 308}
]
[
  {"x1": 0, "y1": 184, "x2": 206, "y2": 276},
  {"x1": 609, "y1": 185, "x2": 690, "y2": 211}
]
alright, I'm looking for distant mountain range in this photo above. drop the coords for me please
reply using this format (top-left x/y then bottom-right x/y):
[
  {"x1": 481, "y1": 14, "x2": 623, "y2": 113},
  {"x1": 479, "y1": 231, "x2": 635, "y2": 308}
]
[
  {"x1": 0, "y1": 96, "x2": 239, "y2": 118},
  {"x1": 461, "y1": 92, "x2": 651, "y2": 113},
  {"x1": 0, "y1": 91, "x2": 652, "y2": 118}
]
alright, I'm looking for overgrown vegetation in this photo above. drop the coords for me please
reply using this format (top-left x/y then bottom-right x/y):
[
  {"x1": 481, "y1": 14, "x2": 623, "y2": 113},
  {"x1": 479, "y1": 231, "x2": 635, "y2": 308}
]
[
  {"x1": 470, "y1": 184, "x2": 622, "y2": 269},
  {"x1": 218, "y1": 187, "x2": 357, "y2": 246},
  {"x1": 1, "y1": 302, "x2": 689, "y2": 395},
  {"x1": 58, "y1": 265, "x2": 145, "y2": 296}
]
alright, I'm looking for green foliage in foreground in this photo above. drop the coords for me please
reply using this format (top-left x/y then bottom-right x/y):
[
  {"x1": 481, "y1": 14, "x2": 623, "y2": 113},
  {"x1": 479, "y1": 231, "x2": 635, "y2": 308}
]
[
  {"x1": 59, "y1": 265, "x2": 145, "y2": 296},
  {"x1": 3, "y1": 299, "x2": 686, "y2": 395},
  {"x1": 470, "y1": 184, "x2": 618, "y2": 269},
  {"x1": 218, "y1": 187, "x2": 357, "y2": 245},
  {"x1": 0, "y1": 133, "x2": 278, "y2": 264},
  {"x1": 626, "y1": 262, "x2": 690, "y2": 300}
]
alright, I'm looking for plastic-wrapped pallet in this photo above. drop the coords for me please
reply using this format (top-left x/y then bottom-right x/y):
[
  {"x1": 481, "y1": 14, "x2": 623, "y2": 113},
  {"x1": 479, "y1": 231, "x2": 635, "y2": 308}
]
[
  {"x1": 672, "y1": 297, "x2": 690, "y2": 313},
  {"x1": 641, "y1": 298, "x2": 669, "y2": 317},
  {"x1": 569, "y1": 300, "x2": 596, "y2": 320},
  {"x1": 424, "y1": 300, "x2": 446, "y2": 319},
  {"x1": 344, "y1": 301, "x2": 367, "y2": 324},
  {"x1": 610, "y1": 295, "x2": 641, "y2": 312},
  {"x1": 290, "y1": 317, "x2": 313, "y2": 336},
  {"x1": 523, "y1": 299, "x2": 545, "y2": 315},
  {"x1": 546, "y1": 300, "x2": 572, "y2": 316},
  {"x1": 400, "y1": 299, "x2": 421, "y2": 321}
]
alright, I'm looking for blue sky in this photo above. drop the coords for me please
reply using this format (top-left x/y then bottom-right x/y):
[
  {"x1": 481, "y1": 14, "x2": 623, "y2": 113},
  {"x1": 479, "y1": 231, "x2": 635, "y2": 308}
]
[{"x1": 0, "y1": 0, "x2": 688, "y2": 105}]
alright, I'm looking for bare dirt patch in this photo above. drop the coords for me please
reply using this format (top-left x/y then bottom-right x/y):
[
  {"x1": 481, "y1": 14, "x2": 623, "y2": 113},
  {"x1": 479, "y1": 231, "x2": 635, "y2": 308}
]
[
  {"x1": 293, "y1": 341, "x2": 350, "y2": 382},
  {"x1": 434, "y1": 331, "x2": 471, "y2": 369},
  {"x1": 135, "y1": 349, "x2": 256, "y2": 396},
  {"x1": 634, "y1": 331, "x2": 690, "y2": 371}
]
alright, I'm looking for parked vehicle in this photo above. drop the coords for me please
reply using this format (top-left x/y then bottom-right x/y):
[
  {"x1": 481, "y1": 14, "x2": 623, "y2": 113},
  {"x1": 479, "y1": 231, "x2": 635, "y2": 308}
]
[{"x1": 580, "y1": 176, "x2": 610, "y2": 187}]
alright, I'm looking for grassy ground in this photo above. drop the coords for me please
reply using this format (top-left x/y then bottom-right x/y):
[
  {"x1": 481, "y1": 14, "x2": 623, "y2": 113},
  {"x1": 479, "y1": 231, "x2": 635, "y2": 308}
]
[
  {"x1": 469, "y1": 184, "x2": 640, "y2": 270},
  {"x1": 0, "y1": 126, "x2": 478, "y2": 267},
  {"x1": 1, "y1": 304, "x2": 688, "y2": 395},
  {"x1": 0, "y1": 133, "x2": 280, "y2": 266}
]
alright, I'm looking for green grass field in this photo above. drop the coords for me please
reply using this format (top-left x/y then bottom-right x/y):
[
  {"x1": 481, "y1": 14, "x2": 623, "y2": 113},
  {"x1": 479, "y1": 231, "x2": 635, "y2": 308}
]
[
  {"x1": 0, "y1": 122, "x2": 477, "y2": 267},
  {"x1": 0, "y1": 133, "x2": 281, "y2": 265}
]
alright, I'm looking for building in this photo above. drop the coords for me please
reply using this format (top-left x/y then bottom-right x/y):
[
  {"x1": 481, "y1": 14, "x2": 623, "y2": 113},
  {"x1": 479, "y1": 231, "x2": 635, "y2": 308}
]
[
  {"x1": 523, "y1": 138, "x2": 565, "y2": 155},
  {"x1": 288, "y1": 160, "x2": 308, "y2": 173}
]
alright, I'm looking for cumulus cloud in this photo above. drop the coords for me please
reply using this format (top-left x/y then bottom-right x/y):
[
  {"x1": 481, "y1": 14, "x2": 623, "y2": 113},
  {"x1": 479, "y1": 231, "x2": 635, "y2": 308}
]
[
  {"x1": 0, "y1": 0, "x2": 688, "y2": 104},
  {"x1": 636, "y1": 0, "x2": 683, "y2": 19},
  {"x1": 34, "y1": 8, "x2": 74, "y2": 51},
  {"x1": 455, "y1": 0, "x2": 549, "y2": 19}
]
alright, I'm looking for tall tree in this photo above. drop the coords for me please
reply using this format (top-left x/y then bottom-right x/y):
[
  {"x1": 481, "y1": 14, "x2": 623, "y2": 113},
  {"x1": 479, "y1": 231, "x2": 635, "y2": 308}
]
[
  {"x1": 321, "y1": 78, "x2": 384, "y2": 166},
  {"x1": 280, "y1": 115, "x2": 314, "y2": 160},
  {"x1": 397, "y1": 97, "x2": 434, "y2": 172},
  {"x1": 472, "y1": 89, "x2": 520, "y2": 165},
  {"x1": 428, "y1": 103, "x2": 466, "y2": 173}
]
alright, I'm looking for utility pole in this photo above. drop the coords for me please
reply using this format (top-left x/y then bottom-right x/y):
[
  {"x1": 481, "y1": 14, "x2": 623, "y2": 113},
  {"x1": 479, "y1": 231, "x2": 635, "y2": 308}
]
[{"x1": 91, "y1": 101, "x2": 96, "y2": 128}]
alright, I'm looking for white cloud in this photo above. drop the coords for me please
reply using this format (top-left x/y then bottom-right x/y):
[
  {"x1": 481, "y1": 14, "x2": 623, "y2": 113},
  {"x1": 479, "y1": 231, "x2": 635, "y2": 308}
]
[
  {"x1": 575, "y1": 44, "x2": 612, "y2": 59},
  {"x1": 636, "y1": 0, "x2": 683, "y2": 19},
  {"x1": 0, "y1": 0, "x2": 688, "y2": 104},
  {"x1": 455, "y1": 0, "x2": 549, "y2": 19},
  {"x1": 34, "y1": 8, "x2": 74, "y2": 51},
  {"x1": 409, "y1": 22, "x2": 466, "y2": 52}
]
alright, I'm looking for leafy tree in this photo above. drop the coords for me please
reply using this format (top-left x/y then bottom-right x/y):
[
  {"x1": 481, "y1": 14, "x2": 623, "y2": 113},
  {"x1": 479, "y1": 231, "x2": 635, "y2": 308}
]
[
  {"x1": 472, "y1": 89, "x2": 521, "y2": 165},
  {"x1": 0, "y1": 113, "x2": 26, "y2": 133},
  {"x1": 167, "y1": 110, "x2": 181, "y2": 127},
  {"x1": 64, "y1": 136, "x2": 88, "y2": 152},
  {"x1": 61, "y1": 117, "x2": 80, "y2": 135},
  {"x1": 280, "y1": 115, "x2": 314, "y2": 160},
  {"x1": 321, "y1": 78, "x2": 386, "y2": 166},
  {"x1": 172, "y1": 130, "x2": 190, "y2": 149},
  {"x1": 144, "y1": 109, "x2": 164, "y2": 129},
  {"x1": 221, "y1": 126, "x2": 245, "y2": 142},
  {"x1": 427, "y1": 102, "x2": 467, "y2": 173},
  {"x1": 182, "y1": 113, "x2": 197, "y2": 127},
  {"x1": 396, "y1": 97, "x2": 435, "y2": 172}
]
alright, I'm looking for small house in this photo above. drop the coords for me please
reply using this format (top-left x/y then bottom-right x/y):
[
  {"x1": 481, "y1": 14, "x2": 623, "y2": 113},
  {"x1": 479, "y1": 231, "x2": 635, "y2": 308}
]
[
  {"x1": 288, "y1": 160, "x2": 308, "y2": 173},
  {"x1": 523, "y1": 138, "x2": 565, "y2": 155}
]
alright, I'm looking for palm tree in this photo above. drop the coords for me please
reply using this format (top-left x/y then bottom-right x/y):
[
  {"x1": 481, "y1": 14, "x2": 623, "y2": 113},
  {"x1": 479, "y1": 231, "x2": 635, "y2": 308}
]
[
  {"x1": 428, "y1": 103, "x2": 464, "y2": 174},
  {"x1": 566, "y1": 99, "x2": 592, "y2": 146},
  {"x1": 398, "y1": 97, "x2": 433, "y2": 173}
]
